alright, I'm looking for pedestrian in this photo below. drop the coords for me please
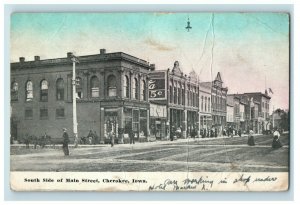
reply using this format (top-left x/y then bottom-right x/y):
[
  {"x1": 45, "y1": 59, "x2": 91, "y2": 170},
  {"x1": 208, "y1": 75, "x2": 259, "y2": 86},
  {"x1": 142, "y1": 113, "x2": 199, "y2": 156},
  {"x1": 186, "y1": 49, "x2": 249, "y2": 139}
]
[
  {"x1": 247, "y1": 129, "x2": 255, "y2": 146},
  {"x1": 170, "y1": 126, "x2": 174, "y2": 141},
  {"x1": 62, "y1": 128, "x2": 70, "y2": 156},
  {"x1": 109, "y1": 131, "x2": 115, "y2": 147},
  {"x1": 24, "y1": 134, "x2": 30, "y2": 149},
  {"x1": 129, "y1": 130, "x2": 135, "y2": 144},
  {"x1": 272, "y1": 128, "x2": 283, "y2": 149},
  {"x1": 238, "y1": 129, "x2": 242, "y2": 137}
]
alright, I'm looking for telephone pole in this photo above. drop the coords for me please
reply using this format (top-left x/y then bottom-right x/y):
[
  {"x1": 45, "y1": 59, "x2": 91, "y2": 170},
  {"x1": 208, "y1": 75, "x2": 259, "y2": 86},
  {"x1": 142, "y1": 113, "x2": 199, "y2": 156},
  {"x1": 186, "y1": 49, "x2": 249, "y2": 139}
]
[{"x1": 71, "y1": 54, "x2": 79, "y2": 147}]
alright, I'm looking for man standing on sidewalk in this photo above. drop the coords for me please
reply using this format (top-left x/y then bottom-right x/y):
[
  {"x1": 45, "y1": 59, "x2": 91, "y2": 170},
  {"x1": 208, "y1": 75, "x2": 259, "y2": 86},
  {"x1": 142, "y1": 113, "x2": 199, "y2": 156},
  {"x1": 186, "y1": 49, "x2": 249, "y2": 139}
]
[{"x1": 62, "y1": 128, "x2": 70, "y2": 156}]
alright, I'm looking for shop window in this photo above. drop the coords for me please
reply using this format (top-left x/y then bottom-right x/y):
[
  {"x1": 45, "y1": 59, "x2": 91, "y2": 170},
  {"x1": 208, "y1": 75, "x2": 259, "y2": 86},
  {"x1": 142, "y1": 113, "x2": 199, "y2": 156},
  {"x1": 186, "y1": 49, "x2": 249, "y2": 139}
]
[
  {"x1": 140, "y1": 109, "x2": 147, "y2": 137},
  {"x1": 124, "y1": 108, "x2": 133, "y2": 134},
  {"x1": 107, "y1": 75, "x2": 117, "y2": 97},
  {"x1": 90, "y1": 76, "x2": 99, "y2": 98},
  {"x1": 56, "y1": 78, "x2": 64, "y2": 100},
  {"x1": 25, "y1": 81, "x2": 33, "y2": 101},
  {"x1": 11, "y1": 81, "x2": 18, "y2": 101},
  {"x1": 133, "y1": 109, "x2": 139, "y2": 132}
]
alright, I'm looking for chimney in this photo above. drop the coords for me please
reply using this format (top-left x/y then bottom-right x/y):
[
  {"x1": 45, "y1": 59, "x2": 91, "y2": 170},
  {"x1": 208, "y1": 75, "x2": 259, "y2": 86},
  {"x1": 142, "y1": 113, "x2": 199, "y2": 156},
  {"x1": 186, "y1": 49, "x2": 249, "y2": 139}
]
[
  {"x1": 67, "y1": 52, "x2": 73, "y2": 58},
  {"x1": 100, "y1": 49, "x2": 106, "y2": 54},
  {"x1": 19, "y1": 57, "x2": 25, "y2": 63},
  {"x1": 150, "y1": 64, "x2": 155, "y2": 71},
  {"x1": 34, "y1": 56, "x2": 40, "y2": 61}
]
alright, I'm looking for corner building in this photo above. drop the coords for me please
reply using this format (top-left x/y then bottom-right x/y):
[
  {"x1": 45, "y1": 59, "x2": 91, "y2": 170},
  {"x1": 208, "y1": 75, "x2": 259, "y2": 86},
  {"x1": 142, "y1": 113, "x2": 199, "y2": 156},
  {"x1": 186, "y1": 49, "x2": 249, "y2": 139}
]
[{"x1": 10, "y1": 49, "x2": 151, "y2": 144}]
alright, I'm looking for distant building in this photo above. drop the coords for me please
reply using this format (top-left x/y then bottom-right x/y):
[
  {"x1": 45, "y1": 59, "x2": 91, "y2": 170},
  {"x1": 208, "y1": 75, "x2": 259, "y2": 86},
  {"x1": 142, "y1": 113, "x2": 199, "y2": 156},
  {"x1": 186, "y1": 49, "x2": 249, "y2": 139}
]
[
  {"x1": 199, "y1": 82, "x2": 212, "y2": 133},
  {"x1": 204, "y1": 72, "x2": 228, "y2": 136},
  {"x1": 10, "y1": 49, "x2": 151, "y2": 144},
  {"x1": 234, "y1": 92, "x2": 271, "y2": 134},
  {"x1": 226, "y1": 98, "x2": 234, "y2": 128}
]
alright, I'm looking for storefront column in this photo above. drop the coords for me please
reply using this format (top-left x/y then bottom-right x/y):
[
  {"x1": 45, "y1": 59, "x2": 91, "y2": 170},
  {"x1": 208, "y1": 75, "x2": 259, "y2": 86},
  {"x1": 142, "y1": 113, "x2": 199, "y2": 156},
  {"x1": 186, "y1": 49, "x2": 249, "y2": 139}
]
[
  {"x1": 100, "y1": 107, "x2": 105, "y2": 144},
  {"x1": 182, "y1": 109, "x2": 187, "y2": 138},
  {"x1": 147, "y1": 109, "x2": 150, "y2": 141},
  {"x1": 118, "y1": 107, "x2": 124, "y2": 144}
]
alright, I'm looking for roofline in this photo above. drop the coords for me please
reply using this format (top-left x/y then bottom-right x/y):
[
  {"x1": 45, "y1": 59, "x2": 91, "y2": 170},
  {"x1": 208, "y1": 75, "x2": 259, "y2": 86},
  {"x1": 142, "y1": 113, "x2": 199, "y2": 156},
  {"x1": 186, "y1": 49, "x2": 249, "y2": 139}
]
[{"x1": 11, "y1": 51, "x2": 151, "y2": 70}]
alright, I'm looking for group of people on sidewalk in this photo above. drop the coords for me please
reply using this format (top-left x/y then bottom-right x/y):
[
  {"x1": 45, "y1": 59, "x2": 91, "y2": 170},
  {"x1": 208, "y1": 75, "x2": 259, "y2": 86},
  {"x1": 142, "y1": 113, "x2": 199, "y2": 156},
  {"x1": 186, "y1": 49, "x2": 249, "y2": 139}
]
[
  {"x1": 60, "y1": 126, "x2": 284, "y2": 156},
  {"x1": 247, "y1": 128, "x2": 283, "y2": 149}
]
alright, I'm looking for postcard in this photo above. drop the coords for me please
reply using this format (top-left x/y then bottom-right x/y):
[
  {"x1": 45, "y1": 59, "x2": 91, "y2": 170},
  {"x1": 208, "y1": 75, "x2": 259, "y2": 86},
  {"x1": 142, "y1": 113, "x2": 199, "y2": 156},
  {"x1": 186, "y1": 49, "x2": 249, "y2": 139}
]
[{"x1": 10, "y1": 12, "x2": 289, "y2": 191}]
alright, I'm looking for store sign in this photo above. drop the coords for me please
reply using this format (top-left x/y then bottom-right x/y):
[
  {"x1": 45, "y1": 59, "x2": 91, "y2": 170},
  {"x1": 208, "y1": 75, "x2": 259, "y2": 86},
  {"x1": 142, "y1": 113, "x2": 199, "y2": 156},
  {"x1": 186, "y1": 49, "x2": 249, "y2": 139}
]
[
  {"x1": 148, "y1": 71, "x2": 167, "y2": 100},
  {"x1": 150, "y1": 104, "x2": 167, "y2": 118}
]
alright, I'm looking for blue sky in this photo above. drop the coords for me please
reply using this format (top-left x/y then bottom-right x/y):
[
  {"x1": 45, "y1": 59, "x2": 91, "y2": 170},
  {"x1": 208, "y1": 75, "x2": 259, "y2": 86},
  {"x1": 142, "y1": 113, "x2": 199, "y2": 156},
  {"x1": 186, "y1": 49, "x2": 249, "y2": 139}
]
[{"x1": 10, "y1": 13, "x2": 289, "y2": 110}]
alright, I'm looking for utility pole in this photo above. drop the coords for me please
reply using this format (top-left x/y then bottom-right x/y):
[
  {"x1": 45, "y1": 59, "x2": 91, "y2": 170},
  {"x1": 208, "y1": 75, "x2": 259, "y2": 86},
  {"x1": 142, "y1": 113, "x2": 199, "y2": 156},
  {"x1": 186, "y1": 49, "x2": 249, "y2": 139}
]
[{"x1": 71, "y1": 54, "x2": 80, "y2": 147}]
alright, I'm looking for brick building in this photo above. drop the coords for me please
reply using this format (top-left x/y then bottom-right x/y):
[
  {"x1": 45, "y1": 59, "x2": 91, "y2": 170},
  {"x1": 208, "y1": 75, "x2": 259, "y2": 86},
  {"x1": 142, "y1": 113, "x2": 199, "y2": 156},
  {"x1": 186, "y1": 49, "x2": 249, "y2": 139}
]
[
  {"x1": 10, "y1": 49, "x2": 152, "y2": 144},
  {"x1": 202, "y1": 72, "x2": 228, "y2": 136},
  {"x1": 148, "y1": 61, "x2": 199, "y2": 139}
]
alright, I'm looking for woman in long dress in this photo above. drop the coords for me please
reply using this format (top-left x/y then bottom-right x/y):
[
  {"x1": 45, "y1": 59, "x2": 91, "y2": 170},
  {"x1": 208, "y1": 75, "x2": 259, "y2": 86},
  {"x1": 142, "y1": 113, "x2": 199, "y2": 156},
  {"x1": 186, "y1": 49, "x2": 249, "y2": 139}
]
[
  {"x1": 247, "y1": 130, "x2": 255, "y2": 146},
  {"x1": 272, "y1": 128, "x2": 283, "y2": 149}
]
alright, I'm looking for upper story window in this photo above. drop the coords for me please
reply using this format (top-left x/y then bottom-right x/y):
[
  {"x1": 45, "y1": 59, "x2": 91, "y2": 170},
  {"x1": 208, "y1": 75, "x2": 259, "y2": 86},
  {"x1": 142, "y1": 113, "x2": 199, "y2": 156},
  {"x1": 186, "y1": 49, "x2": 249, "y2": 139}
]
[
  {"x1": 40, "y1": 80, "x2": 49, "y2": 102},
  {"x1": 56, "y1": 78, "x2": 64, "y2": 101},
  {"x1": 107, "y1": 75, "x2": 117, "y2": 97},
  {"x1": 11, "y1": 81, "x2": 18, "y2": 101},
  {"x1": 208, "y1": 97, "x2": 211, "y2": 112},
  {"x1": 76, "y1": 77, "x2": 83, "y2": 99},
  {"x1": 141, "y1": 80, "x2": 146, "y2": 101},
  {"x1": 123, "y1": 75, "x2": 130, "y2": 98},
  {"x1": 25, "y1": 81, "x2": 33, "y2": 102},
  {"x1": 205, "y1": 97, "x2": 207, "y2": 112},
  {"x1": 201, "y1": 96, "x2": 204, "y2": 111},
  {"x1": 90, "y1": 76, "x2": 99, "y2": 98},
  {"x1": 132, "y1": 78, "x2": 138, "y2": 99}
]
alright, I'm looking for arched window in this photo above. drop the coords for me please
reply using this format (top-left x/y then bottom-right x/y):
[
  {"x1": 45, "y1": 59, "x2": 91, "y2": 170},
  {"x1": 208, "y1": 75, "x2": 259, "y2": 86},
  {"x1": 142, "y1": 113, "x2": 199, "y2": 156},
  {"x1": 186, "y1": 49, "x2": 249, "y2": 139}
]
[
  {"x1": 132, "y1": 78, "x2": 138, "y2": 99},
  {"x1": 107, "y1": 75, "x2": 117, "y2": 97},
  {"x1": 40, "y1": 80, "x2": 49, "y2": 101},
  {"x1": 123, "y1": 75, "x2": 130, "y2": 98},
  {"x1": 56, "y1": 78, "x2": 64, "y2": 100},
  {"x1": 11, "y1": 81, "x2": 18, "y2": 101},
  {"x1": 140, "y1": 80, "x2": 146, "y2": 101},
  {"x1": 76, "y1": 77, "x2": 83, "y2": 99},
  {"x1": 26, "y1": 81, "x2": 33, "y2": 101},
  {"x1": 90, "y1": 76, "x2": 99, "y2": 98}
]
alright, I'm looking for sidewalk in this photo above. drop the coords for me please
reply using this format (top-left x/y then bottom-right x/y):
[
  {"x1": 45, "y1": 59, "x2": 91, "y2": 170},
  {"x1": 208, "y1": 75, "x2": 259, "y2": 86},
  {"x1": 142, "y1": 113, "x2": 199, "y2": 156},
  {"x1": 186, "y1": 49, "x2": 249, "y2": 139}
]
[{"x1": 11, "y1": 133, "x2": 264, "y2": 149}]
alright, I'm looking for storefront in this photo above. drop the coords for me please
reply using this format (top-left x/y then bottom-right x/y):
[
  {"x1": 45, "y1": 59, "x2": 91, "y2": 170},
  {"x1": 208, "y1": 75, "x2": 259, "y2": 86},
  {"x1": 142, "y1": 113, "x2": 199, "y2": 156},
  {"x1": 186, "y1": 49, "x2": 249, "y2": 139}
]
[
  {"x1": 150, "y1": 103, "x2": 167, "y2": 140},
  {"x1": 101, "y1": 105, "x2": 149, "y2": 144}
]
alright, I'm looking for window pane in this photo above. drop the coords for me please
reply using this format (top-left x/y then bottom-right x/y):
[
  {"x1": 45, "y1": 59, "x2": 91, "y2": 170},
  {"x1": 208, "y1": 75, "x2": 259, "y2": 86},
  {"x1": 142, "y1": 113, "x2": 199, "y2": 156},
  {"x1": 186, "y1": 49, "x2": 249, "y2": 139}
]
[
  {"x1": 56, "y1": 108, "x2": 65, "y2": 118},
  {"x1": 56, "y1": 79, "x2": 64, "y2": 100},
  {"x1": 107, "y1": 75, "x2": 117, "y2": 97}
]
